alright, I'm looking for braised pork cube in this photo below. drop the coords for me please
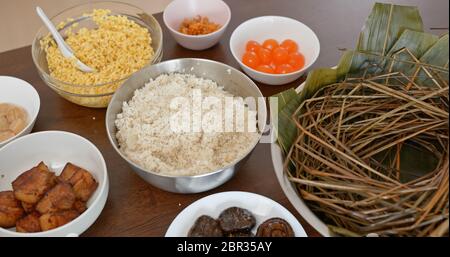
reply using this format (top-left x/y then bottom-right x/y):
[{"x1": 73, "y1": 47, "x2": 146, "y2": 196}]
[
  {"x1": 39, "y1": 210, "x2": 79, "y2": 231},
  {"x1": 36, "y1": 161, "x2": 50, "y2": 172},
  {"x1": 59, "y1": 163, "x2": 98, "y2": 201},
  {"x1": 59, "y1": 163, "x2": 78, "y2": 182},
  {"x1": 16, "y1": 212, "x2": 41, "y2": 233},
  {"x1": 73, "y1": 200, "x2": 87, "y2": 214},
  {"x1": 36, "y1": 183, "x2": 76, "y2": 214},
  {"x1": 0, "y1": 191, "x2": 24, "y2": 228},
  {"x1": 21, "y1": 201, "x2": 35, "y2": 213},
  {"x1": 12, "y1": 163, "x2": 56, "y2": 204}
]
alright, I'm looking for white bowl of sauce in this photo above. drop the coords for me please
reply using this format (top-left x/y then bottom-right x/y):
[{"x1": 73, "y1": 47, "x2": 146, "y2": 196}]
[{"x1": 0, "y1": 76, "x2": 40, "y2": 148}]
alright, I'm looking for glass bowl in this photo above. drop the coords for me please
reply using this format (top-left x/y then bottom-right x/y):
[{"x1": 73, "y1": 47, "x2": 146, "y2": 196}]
[{"x1": 31, "y1": 1, "x2": 163, "y2": 108}]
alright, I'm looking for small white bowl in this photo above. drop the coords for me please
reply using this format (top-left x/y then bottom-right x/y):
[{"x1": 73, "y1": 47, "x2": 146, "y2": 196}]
[
  {"x1": 230, "y1": 16, "x2": 320, "y2": 85},
  {"x1": 0, "y1": 76, "x2": 40, "y2": 148},
  {"x1": 163, "y1": 0, "x2": 231, "y2": 50},
  {"x1": 0, "y1": 131, "x2": 109, "y2": 237},
  {"x1": 165, "y1": 191, "x2": 307, "y2": 237}
]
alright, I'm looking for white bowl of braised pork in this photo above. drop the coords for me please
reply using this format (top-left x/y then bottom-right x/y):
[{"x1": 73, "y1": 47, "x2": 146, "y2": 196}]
[{"x1": 0, "y1": 131, "x2": 108, "y2": 237}]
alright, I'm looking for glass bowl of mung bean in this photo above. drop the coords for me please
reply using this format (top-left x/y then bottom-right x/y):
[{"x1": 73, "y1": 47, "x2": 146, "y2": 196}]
[{"x1": 32, "y1": 1, "x2": 163, "y2": 108}]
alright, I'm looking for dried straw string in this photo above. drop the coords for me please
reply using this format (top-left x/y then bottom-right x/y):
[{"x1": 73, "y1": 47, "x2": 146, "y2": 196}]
[{"x1": 284, "y1": 61, "x2": 449, "y2": 236}]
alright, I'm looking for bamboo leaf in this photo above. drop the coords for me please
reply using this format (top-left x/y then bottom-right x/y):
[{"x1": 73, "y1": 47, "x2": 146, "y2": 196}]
[
  {"x1": 387, "y1": 30, "x2": 439, "y2": 75},
  {"x1": 417, "y1": 34, "x2": 449, "y2": 85},
  {"x1": 388, "y1": 30, "x2": 438, "y2": 57},
  {"x1": 299, "y1": 51, "x2": 354, "y2": 102},
  {"x1": 420, "y1": 34, "x2": 449, "y2": 68},
  {"x1": 357, "y1": 3, "x2": 423, "y2": 56},
  {"x1": 275, "y1": 92, "x2": 302, "y2": 153},
  {"x1": 348, "y1": 30, "x2": 439, "y2": 80},
  {"x1": 270, "y1": 88, "x2": 299, "y2": 153},
  {"x1": 271, "y1": 88, "x2": 298, "y2": 113}
]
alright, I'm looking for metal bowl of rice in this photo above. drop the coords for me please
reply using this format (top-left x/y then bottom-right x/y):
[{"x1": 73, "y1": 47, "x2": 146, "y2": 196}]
[{"x1": 106, "y1": 58, "x2": 267, "y2": 193}]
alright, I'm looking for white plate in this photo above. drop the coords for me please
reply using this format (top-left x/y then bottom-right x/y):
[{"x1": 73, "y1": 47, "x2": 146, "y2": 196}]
[{"x1": 165, "y1": 191, "x2": 307, "y2": 237}]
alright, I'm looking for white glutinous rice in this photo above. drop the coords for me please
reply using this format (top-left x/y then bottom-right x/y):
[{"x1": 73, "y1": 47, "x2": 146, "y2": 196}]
[{"x1": 115, "y1": 73, "x2": 259, "y2": 176}]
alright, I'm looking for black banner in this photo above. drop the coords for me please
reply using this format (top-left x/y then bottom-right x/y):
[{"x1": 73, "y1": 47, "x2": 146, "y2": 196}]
[{"x1": 0, "y1": 237, "x2": 448, "y2": 256}]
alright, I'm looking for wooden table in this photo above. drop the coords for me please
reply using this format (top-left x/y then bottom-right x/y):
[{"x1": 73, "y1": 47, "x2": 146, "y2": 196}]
[{"x1": 0, "y1": 0, "x2": 448, "y2": 237}]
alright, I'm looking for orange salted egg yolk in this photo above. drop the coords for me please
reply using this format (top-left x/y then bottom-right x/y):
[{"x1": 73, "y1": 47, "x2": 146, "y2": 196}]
[{"x1": 241, "y1": 38, "x2": 305, "y2": 74}]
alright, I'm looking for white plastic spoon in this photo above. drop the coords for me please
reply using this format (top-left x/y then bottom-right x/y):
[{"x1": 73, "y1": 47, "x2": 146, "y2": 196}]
[{"x1": 36, "y1": 6, "x2": 94, "y2": 73}]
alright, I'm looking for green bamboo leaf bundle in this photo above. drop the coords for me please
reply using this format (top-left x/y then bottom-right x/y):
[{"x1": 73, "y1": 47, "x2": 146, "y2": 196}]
[
  {"x1": 356, "y1": 3, "x2": 423, "y2": 55},
  {"x1": 272, "y1": 2, "x2": 449, "y2": 236},
  {"x1": 270, "y1": 88, "x2": 298, "y2": 153},
  {"x1": 420, "y1": 34, "x2": 449, "y2": 68},
  {"x1": 286, "y1": 76, "x2": 448, "y2": 236}
]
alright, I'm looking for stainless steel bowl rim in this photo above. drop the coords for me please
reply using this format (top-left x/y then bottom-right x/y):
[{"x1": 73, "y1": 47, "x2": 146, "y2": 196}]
[
  {"x1": 106, "y1": 58, "x2": 267, "y2": 179},
  {"x1": 31, "y1": 1, "x2": 163, "y2": 89}
]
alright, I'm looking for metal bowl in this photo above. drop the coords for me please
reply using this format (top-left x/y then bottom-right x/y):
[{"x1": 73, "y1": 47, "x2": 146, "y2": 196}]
[{"x1": 106, "y1": 58, "x2": 267, "y2": 193}]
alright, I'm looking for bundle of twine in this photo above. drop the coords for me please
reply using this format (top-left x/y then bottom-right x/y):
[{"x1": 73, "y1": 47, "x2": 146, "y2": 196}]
[{"x1": 285, "y1": 65, "x2": 449, "y2": 236}]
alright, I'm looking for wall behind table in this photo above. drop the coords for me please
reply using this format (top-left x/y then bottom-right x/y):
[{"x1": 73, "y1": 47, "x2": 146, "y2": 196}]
[{"x1": 0, "y1": 0, "x2": 171, "y2": 53}]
